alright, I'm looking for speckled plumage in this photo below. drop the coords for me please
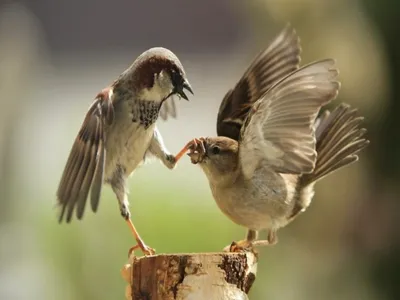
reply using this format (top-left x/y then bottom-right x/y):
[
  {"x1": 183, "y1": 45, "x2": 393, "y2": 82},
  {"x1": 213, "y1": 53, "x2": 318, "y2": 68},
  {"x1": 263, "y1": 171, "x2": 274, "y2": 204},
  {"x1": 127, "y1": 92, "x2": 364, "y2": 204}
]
[{"x1": 56, "y1": 47, "x2": 193, "y2": 255}]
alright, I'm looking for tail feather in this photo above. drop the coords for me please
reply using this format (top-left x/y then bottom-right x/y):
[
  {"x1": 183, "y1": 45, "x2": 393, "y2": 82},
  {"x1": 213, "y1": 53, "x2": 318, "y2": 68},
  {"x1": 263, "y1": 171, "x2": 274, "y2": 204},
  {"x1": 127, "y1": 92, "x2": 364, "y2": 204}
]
[
  {"x1": 287, "y1": 103, "x2": 369, "y2": 222},
  {"x1": 302, "y1": 103, "x2": 369, "y2": 186}
]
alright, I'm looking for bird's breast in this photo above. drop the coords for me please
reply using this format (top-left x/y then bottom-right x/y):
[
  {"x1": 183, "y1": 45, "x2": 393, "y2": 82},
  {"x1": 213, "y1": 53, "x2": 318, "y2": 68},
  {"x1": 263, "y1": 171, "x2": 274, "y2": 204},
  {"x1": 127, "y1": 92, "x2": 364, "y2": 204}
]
[
  {"x1": 210, "y1": 168, "x2": 295, "y2": 231},
  {"x1": 103, "y1": 105, "x2": 156, "y2": 180}
]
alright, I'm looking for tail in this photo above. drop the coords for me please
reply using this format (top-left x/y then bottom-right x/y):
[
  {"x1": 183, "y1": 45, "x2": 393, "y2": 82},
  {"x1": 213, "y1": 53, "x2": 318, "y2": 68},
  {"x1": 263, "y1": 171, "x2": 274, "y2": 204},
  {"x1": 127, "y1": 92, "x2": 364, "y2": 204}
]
[
  {"x1": 287, "y1": 103, "x2": 369, "y2": 221},
  {"x1": 301, "y1": 103, "x2": 369, "y2": 186}
]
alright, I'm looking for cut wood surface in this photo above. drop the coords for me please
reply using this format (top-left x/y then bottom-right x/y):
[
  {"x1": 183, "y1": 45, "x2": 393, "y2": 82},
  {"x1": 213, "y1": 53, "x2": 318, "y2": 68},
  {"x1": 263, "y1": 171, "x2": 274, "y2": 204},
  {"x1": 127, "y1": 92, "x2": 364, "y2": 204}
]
[{"x1": 122, "y1": 252, "x2": 258, "y2": 300}]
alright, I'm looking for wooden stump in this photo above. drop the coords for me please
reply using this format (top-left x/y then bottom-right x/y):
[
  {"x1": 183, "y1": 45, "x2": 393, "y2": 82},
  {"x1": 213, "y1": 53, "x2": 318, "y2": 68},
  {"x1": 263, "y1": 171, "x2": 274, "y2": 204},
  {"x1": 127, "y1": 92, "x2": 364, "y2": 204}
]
[{"x1": 122, "y1": 252, "x2": 258, "y2": 300}]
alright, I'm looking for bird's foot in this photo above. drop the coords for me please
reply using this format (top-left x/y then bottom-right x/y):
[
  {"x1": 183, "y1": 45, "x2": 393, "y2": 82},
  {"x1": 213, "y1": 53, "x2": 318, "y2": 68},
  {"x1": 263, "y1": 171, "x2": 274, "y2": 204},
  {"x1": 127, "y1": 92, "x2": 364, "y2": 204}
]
[
  {"x1": 124, "y1": 215, "x2": 156, "y2": 257},
  {"x1": 187, "y1": 138, "x2": 207, "y2": 164},
  {"x1": 223, "y1": 238, "x2": 276, "y2": 253},
  {"x1": 128, "y1": 242, "x2": 155, "y2": 257},
  {"x1": 164, "y1": 154, "x2": 177, "y2": 169},
  {"x1": 223, "y1": 239, "x2": 255, "y2": 253},
  {"x1": 173, "y1": 138, "x2": 206, "y2": 164}
]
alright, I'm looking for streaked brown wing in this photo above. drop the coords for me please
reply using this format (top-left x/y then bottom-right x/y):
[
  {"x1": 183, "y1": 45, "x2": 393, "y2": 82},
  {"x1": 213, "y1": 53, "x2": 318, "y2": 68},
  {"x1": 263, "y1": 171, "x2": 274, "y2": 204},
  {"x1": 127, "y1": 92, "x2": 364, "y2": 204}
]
[
  {"x1": 56, "y1": 91, "x2": 114, "y2": 223},
  {"x1": 238, "y1": 59, "x2": 340, "y2": 179},
  {"x1": 310, "y1": 103, "x2": 369, "y2": 183},
  {"x1": 217, "y1": 24, "x2": 301, "y2": 141}
]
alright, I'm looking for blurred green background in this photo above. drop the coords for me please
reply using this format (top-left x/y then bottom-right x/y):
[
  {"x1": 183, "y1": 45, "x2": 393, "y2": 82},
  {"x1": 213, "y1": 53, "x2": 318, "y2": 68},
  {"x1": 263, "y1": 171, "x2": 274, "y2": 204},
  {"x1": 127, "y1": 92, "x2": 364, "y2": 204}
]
[{"x1": 0, "y1": 0, "x2": 399, "y2": 299}]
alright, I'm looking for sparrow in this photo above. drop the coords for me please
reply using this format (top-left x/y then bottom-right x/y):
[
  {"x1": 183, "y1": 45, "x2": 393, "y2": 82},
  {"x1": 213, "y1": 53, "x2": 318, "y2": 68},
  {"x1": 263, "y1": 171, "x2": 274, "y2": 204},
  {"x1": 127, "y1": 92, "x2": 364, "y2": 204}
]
[
  {"x1": 56, "y1": 47, "x2": 193, "y2": 256},
  {"x1": 181, "y1": 27, "x2": 369, "y2": 252}
]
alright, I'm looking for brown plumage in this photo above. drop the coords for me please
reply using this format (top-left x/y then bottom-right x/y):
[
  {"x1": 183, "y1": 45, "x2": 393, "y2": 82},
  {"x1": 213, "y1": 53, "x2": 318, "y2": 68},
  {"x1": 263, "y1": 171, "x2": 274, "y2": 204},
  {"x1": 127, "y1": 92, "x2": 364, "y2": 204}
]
[
  {"x1": 56, "y1": 47, "x2": 193, "y2": 255},
  {"x1": 289, "y1": 103, "x2": 369, "y2": 221},
  {"x1": 183, "y1": 27, "x2": 369, "y2": 252},
  {"x1": 57, "y1": 90, "x2": 114, "y2": 222},
  {"x1": 217, "y1": 25, "x2": 301, "y2": 141}
]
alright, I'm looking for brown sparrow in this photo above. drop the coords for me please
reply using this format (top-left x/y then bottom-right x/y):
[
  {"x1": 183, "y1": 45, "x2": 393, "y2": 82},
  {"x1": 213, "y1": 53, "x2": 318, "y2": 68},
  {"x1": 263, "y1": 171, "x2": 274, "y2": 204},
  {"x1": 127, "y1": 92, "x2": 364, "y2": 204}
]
[
  {"x1": 56, "y1": 47, "x2": 193, "y2": 255},
  {"x1": 180, "y1": 28, "x2": 369, "y2": 252}
]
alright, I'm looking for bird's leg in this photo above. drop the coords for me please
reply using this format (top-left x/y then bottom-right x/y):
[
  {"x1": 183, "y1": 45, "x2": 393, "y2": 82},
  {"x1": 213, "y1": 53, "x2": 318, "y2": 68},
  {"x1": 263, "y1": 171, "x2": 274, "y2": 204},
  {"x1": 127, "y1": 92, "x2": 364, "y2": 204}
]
[
  {"x1": 125, "y1": 217, "x2": 155, "y2": 256},
  {"x1": 174, "y1": 140, "x2": 195, "y2": 162},
  {"x1": 223, "y1": 229, "x2": 258, "y2": 252},
  {"x1": 268, "y1": 230, "x2": 278, "y2": 244},
  {"x1": 148, "y1": 129, "x2": 204, "y2": 168},
  {"x1": 224, "y1": 229, "x2": 277, "y2": 253},
  {"x1": 111, "y1": 171, "x2": 155, "y2": 256},
  {"x1": 175, "y1": 138, "x2": 206, "y2": 163},
  {"x1": 148, "y1": 127, "x2": 177, "y2": 169},
  {"x1": 252, "y1": 230, "x2": 278, "y2": 247}
]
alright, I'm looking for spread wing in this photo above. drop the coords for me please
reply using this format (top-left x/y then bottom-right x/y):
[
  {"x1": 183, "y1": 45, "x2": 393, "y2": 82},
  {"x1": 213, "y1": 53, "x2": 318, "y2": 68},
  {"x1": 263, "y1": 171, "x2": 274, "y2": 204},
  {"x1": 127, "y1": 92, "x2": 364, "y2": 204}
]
[
  {"x1": 217, "y1": 24, "x2": 301, "y2": 141},
  {"x1": 159, "y1": 96, "x2": 177, "y2": 120},
  {"x1": 56, "y1": 90, "x2": 114, "y2": 223},
  {"x1": 238, "y1": 59, "x2": 340, "y2": 179}
]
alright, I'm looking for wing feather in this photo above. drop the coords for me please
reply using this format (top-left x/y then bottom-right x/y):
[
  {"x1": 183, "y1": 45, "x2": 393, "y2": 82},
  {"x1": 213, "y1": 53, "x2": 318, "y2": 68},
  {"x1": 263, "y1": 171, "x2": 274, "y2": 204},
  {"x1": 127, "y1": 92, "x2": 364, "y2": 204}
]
[
  {"x1": 217, "y1": 24, "x2": 302, "y2": 140},
  {"x1": 90, "y1": 120, "x2": 105, "y2": 213},
  {"x1": 75, "y1": 116, "x2": 101, "y2": 219},
  {"x1": 159, "y1": 96, "x2": 178, "y2": 120},
  {"x1": 239, "y1": 59, "x2": 340, "y2": 179},
  {"x1": 57, "y1": 91, "x2": 113, "y2": 223}
]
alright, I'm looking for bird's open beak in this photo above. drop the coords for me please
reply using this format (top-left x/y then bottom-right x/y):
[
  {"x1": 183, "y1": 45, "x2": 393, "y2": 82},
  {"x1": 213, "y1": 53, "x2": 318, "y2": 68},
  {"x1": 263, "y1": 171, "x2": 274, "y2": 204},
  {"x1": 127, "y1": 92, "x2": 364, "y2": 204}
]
[{"x1": 177, "y1": 79, "x2": 194, "y2": 101}]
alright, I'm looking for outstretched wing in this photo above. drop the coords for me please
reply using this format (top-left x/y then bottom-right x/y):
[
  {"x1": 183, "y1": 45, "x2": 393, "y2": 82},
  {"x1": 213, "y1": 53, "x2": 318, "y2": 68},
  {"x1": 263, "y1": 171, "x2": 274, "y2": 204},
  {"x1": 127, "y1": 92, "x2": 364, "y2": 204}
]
[
  {"x1": 56, "y1": 89, "x2": 114, "y2": 223},
  {"x1": 217, "y1": 25, "x2": 301, "y2": 141},
  {"x1": 159, "y1": 96, "x2": 178, "y2": 120},
  {"x1": 239, "y1": 59, "x2": 340, "y2": 179}
]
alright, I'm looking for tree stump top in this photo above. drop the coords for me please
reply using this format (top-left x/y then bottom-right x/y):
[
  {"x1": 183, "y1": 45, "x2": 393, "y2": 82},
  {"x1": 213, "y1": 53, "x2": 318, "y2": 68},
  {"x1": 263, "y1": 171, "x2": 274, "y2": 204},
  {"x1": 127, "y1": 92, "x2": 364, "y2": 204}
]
[{"x1": 122, "y1": 252, "x2": 258, "y2": 300}]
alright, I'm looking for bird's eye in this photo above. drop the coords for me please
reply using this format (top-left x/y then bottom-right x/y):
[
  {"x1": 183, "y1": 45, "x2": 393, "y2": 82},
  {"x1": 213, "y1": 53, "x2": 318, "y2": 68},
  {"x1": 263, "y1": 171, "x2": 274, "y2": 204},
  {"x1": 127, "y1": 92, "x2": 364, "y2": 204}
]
[
  {"x1": 211, "y1": 146, "x2": 220, "y2": 155},
  {"x1": 170, "y1": 69, "x2": 179, "y2": 83}
]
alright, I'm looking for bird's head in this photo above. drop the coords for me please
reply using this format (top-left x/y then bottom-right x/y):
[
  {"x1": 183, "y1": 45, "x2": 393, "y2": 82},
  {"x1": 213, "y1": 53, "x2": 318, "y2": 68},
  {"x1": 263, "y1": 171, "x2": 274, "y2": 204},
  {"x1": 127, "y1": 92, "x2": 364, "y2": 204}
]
[
  {"x1": 187, "y1": 137, "x2": 240, "y2": 186},
  {"x1": 128, "y1": 47, "x2": 193, "y2": 103}
]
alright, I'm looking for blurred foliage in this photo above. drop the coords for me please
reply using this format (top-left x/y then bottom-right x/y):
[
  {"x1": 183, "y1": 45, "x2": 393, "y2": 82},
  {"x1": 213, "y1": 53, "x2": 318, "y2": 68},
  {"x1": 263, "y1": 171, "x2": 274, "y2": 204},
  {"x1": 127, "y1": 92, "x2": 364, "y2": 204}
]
[{"x1": 0, "y1": 0, "x2": 400, "y2": 299}]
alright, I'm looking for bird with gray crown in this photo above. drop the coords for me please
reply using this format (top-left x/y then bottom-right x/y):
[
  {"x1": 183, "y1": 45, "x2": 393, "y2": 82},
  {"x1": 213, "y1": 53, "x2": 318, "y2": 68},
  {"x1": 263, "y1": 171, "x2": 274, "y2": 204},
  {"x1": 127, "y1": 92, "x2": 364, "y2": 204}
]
[{"x1": 57, "y1": 47, "x2": 193, "y2": 255}]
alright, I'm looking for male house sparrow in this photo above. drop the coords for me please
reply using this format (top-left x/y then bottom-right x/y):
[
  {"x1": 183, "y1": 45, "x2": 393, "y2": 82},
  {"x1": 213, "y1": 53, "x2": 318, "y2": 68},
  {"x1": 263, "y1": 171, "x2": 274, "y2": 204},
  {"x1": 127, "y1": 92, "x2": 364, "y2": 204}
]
[
  {"x1": 183, "y1": 27, "x2": 369, "y2": 251},
  {"x1": 56, "y1": 47, "x2": 193, "y2": 255}
]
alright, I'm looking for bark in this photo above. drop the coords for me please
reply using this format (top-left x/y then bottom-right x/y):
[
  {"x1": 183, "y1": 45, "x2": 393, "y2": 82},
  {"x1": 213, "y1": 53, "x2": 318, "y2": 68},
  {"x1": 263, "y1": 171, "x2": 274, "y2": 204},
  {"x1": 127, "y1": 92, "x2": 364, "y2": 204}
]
[{"x1": 122, "y1": 252, "x2": 258, "y2": 300}]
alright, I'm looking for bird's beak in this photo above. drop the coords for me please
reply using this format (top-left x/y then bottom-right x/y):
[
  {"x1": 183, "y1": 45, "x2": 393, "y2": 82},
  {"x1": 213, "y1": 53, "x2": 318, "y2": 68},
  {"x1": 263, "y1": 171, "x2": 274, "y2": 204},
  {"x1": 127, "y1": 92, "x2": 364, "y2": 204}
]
[{"x1": 177, "y1": 79, "x2": 194, "y2": 101}]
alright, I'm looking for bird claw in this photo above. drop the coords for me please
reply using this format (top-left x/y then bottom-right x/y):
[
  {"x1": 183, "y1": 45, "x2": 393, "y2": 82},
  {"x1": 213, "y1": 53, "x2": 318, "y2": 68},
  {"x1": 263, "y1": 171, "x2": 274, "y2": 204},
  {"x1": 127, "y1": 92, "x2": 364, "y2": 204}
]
[
  {"x1": 128, "y1": 243, "x2": 155, "y2": 257},
  {"x1": 173, "y1": 138, "x2": 205, "y2": 163},
  {"x1": 188, "y1": 138, "x2": 205, "y2": 151},
  {"x1": 140, "y1": 244, "x2": 156, "y2": 256},
  {"x1": 187, "y1": 138, "x2": 206, "y2": 164},
  {"x1": 128, "y1": 245, "x2": 138, "y2": 257},
  {"x1": 223, "y1": 238, "x2": 275, "y2": 254},
  {"x1": 223, "y1": 240, "x2": 255, "y2": 253},
  {"x1": 125, "y1": 218, "x2": 155, "y2": 257}
]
